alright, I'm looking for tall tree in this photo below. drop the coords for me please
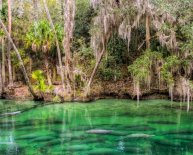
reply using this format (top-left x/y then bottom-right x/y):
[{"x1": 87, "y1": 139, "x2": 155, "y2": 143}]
[
  {"x1": 43, "y1": 0, "x2": 65, "y2": 90},
  {"x1": 7, "y1": 0, "x2": 13, "y2": 86},
  {"x1": 63, "y1": 0, "x2": 75, "y2": 93},
  {"x1": 1, "y1": 37, "x2": 5, "y2": 92}
]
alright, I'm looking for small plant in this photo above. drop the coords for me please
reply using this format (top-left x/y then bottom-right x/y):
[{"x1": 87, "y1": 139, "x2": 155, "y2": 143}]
[
  {"x1": 32, "y1": 70, "x2": 52, "y2": 94},
  {"x1": 52, "y1": 95, "x2": 62, "y2": 102}
]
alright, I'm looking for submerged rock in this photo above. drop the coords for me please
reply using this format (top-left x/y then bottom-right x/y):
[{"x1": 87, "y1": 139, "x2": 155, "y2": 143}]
[{"x1": 86, "y1": 129, "x2": 113, "y2": 134}]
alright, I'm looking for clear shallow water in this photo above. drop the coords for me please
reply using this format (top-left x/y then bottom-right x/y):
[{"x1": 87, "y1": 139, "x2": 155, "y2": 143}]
[{"x1": 0, "y1": 99, "x2": 193, "y2": 155}]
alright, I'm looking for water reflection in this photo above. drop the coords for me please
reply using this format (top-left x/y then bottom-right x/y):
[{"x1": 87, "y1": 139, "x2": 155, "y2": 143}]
[{"x1": 0, "y1": 99, "x2": 192, "y2": 155}]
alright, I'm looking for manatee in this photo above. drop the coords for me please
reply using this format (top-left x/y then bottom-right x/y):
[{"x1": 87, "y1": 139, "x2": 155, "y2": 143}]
[
  {"x1": 153, "y1": 138, "x2": 181, "y2": 147},
  {"x1": 1, "y1": 111, "x2": 21, "y2": 116},
  {"x1": 148, "y1": 120, "x2": 177, "y2": 125},
  {"x1": 86, "y1": 129, "x2": 113, "y2": 134},
  {"x1": 64, "y1": 145, "x2": 91, "y2": 151},
  {"x1": 0, "y1": 142, "x2": 16, "y2": 145},
  {"x1": 31, "y1": 136, "x2": 54, "y2": 142},
  {"x1": 83, "y1": 137, "x2": 105, "y2": 144},
  {"x1": 87, "y1": 148, "x2": 118, "y2": 155},
  {"x1": 124, "y1": 133, "x2": 155, "y2": 139},
  {"x1": 124, "y1": 125, "x2": 156, "y2": 131},
  {"x1": 164, "y1": 130, "x2": 193, "y2": 135},
  {"x1": 16, "y1": 134, "x2": 38, "y2": 140},
  {"x1": 124, "y1": 147, "x2": 145, "y2": 154}
]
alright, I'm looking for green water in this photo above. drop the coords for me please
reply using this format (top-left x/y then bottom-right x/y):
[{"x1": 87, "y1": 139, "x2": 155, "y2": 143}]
[{"x1": 0, "y1": 99, "x2": 193, "y2": 155}]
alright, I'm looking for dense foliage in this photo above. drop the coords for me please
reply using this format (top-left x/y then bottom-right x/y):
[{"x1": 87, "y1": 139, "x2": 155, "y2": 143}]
[{"x1": 0, "y1": 0, "x2": 192, "y2": 107}]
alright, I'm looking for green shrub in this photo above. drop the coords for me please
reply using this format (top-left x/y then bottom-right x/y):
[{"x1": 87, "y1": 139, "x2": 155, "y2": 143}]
[{"x1": 32, "y1": 70, "x2": 52, "y2": 93}]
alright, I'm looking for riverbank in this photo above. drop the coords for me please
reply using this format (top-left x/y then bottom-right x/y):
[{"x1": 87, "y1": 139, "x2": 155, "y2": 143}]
[{"x1": 1, "y1": 79, "x2": 192, "y2": 103}]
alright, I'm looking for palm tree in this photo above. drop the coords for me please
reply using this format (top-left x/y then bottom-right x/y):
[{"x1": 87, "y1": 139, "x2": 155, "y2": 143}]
[
  {"x1": 43, "y1": 0, "x2": 65, "y2": 90},
  {"x1": 26, "y1": 20, "x2": 57, "y2": 86}
]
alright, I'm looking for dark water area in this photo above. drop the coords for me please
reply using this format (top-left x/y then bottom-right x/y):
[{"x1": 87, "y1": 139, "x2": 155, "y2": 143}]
[{"x1": 0, "y1": 99, "x2": 193, "y2": 155}]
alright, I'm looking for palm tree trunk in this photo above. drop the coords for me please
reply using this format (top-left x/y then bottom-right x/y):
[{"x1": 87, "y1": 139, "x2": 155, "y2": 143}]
[
  {"x1": 43, "y1": 0, "x2": 65, "y2": 90},
  {"x1": 0, "y1": 18, "x2": 38, "y2": 99},
  {"x1": 7, "y1": 0, "x2": 13, "y2": 86},
  {"x1": 44, "y1": 55, "x2": 52, "y2": 86}
]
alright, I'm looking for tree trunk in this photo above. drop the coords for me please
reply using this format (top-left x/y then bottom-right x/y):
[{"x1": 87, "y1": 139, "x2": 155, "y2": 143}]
[
  {"x1": 32, "y1": 0, "x2": 39, "y2": 21},
  {"x1": 0, "y1": 55, "x2": 2, "y2": 94},
  {"x1": 1, "y1": 38, "x2": 5, "y2": 91},
  {"x1": 146, "y1": 14, "x2": 151, "y2": 49},
  {"x1": 44, "y1": 55, "x2": 52, "y2": 86},
  {"x1": 0, "y1": 18, "x2": 38, "y2": 99},
  {"x1": 43, "y1": 0, "x2": 65, "y2": 90},
  {"x1": 53, "y1": 66, "x2": 56, "y2": 82},
  {"x1": 12, "y1": 65, "x2": 16, "y2": 82},
  {"x1": 85, "y1": 49, "x2": 105, "y2": 96},
  {"x1": 63, "y1": 0, "x2": 76, "y2": 93},
  {"x1": 0, "y1": 0, "x2": 2, "y2": 10},
  {"x1": 29, "y1": 57, "x2": 32, "y2": 75},
  {"x1": 187, "y1": 82, "x2": 190, "y2": 112},
  {"x1": 7, "y1": 0, "x2": 13, "y2": 86},
  {"x1": 136, "y1": 81, "x2": 140, "y2": 106}
]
